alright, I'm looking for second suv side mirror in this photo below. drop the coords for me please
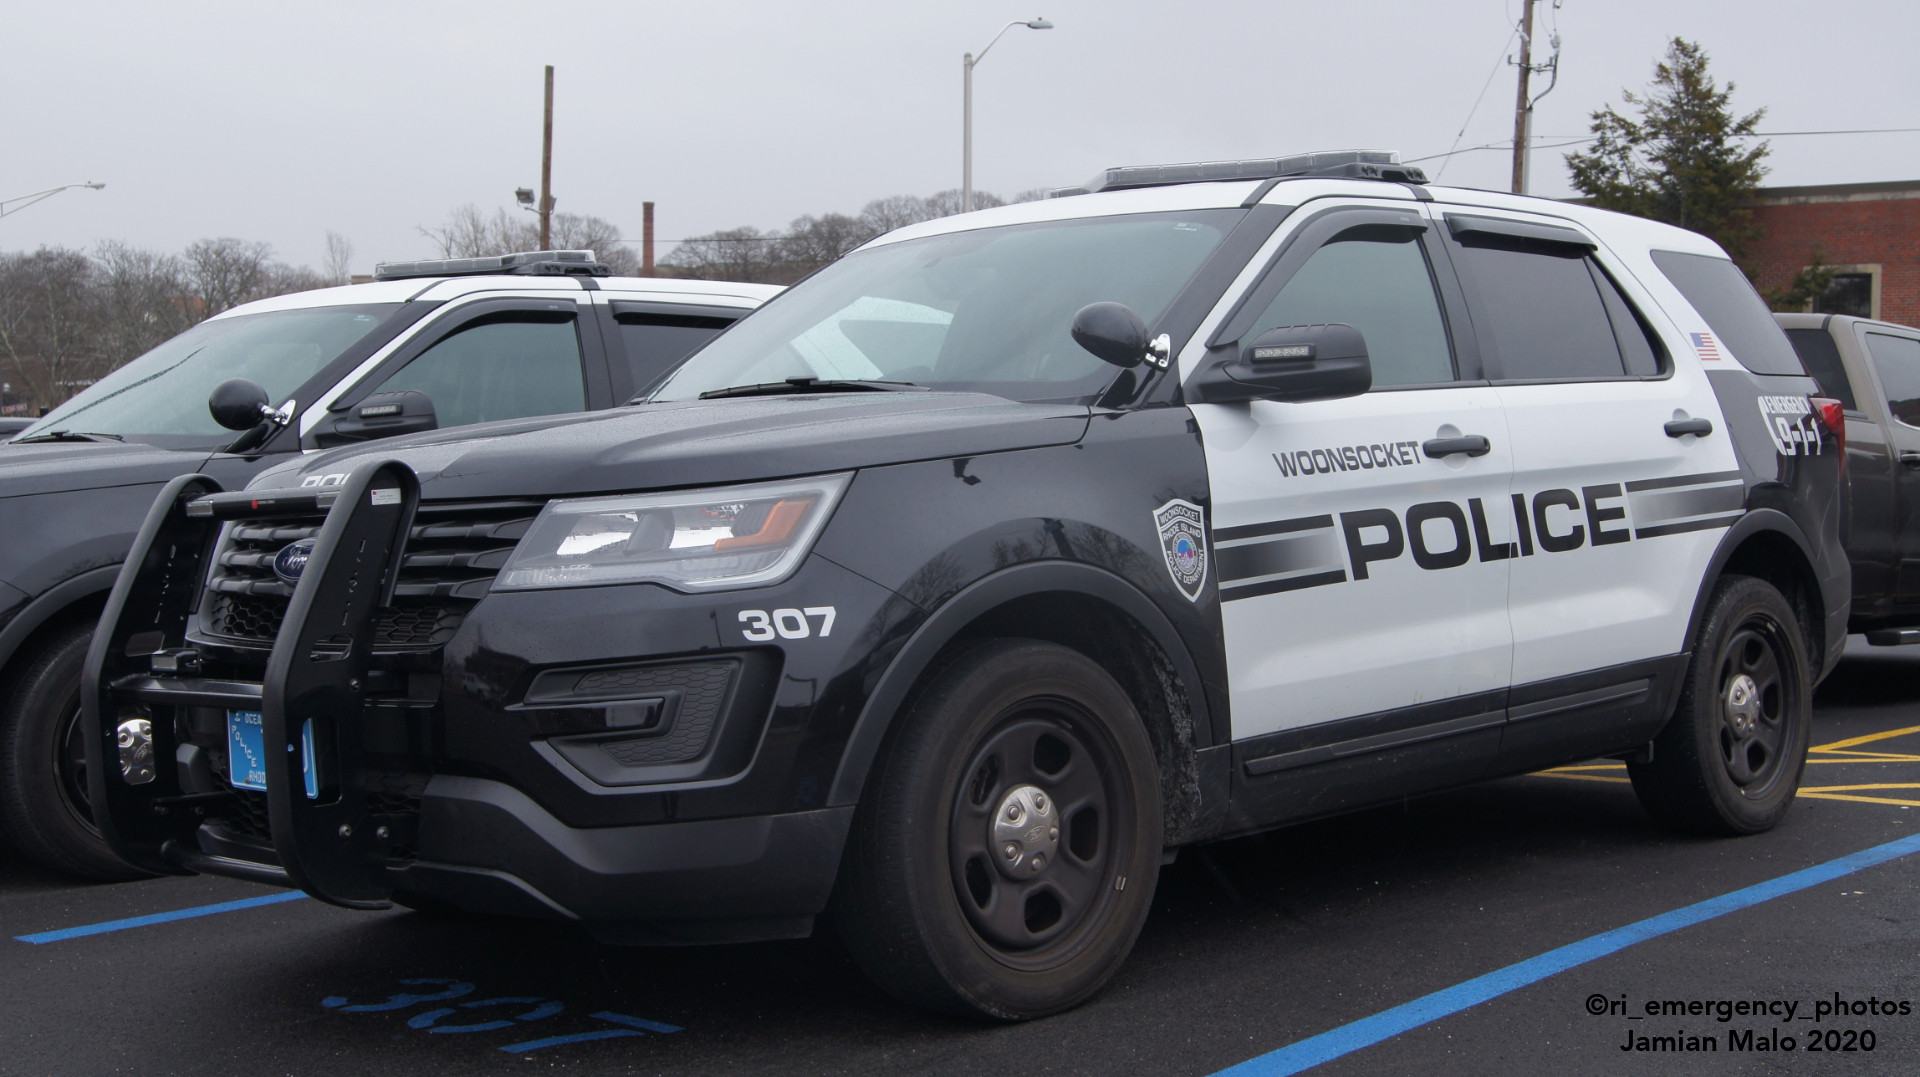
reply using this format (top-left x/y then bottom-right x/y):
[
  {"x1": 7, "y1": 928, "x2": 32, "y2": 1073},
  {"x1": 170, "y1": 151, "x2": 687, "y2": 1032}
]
[
  {"x1": 1188, "y1": 323, "x2": 1372, "y2": 404},
  {"x1": 209, "y1": 379, "x2": 273, "y2": 431},
  {"x1": 313, "y1": 390, "x2": 439, "y2": 448}
]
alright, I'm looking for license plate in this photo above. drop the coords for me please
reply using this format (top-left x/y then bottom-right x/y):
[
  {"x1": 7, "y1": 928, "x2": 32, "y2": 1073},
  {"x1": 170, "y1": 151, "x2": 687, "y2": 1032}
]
[
  {"x1": 227, "y1": 710, "x2": 268, "y2": 790},
  {"x1": 227, "y1": 711, "x2": 318, "y2": 797}
]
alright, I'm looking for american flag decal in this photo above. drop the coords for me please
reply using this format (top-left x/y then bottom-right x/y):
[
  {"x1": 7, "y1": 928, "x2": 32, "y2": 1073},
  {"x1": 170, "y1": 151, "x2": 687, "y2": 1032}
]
[{"x1": 1690, "y1": 332, "x2": 1723, "y2": 360}]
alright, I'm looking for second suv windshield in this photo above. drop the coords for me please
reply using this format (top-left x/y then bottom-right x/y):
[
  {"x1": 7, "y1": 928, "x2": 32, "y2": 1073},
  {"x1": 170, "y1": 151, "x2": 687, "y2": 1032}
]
[
  {"x1": 650, "y1": 210, "x2": 1239, "y2": 405},
  {"x1": 17, "y1": 304, "x2": 403, "y2": 447}
]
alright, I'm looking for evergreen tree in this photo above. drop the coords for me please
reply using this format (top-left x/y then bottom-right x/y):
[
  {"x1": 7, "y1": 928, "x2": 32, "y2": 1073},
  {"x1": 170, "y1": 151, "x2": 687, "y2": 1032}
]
[{"x1": 1566, "y1": 38, "x2": 1768, "y2": 264}]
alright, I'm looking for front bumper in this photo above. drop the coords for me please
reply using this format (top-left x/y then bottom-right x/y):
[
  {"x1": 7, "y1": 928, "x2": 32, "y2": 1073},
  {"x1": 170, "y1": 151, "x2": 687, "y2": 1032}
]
[
  {"x1": 85, "y1": 461, "x2": 899, "y2": 938},
  {"x1": 398, "y1": 777, "x2": 851, "y2": 942}
]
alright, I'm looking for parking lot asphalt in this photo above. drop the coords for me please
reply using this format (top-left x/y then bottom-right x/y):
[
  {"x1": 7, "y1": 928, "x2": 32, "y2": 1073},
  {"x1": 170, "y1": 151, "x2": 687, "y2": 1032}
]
[{"x1": 4, "y1": 639, "x2": 1918, "y2": 1076}]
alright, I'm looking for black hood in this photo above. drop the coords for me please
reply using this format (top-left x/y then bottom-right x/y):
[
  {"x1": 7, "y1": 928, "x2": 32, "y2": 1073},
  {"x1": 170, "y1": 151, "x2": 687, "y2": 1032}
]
[
  {"x1": 252, "y1": 393, "x2": 1090, "y2": 500},
  {"x1": 0, "y1": 439, "x2": 210, "y2": 500}
]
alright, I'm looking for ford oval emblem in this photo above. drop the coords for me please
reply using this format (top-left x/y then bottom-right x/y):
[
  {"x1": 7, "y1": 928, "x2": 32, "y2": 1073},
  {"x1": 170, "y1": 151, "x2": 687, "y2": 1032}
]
[{"x1": 273, "y1": 539, "x2": 317, "y2": 585}]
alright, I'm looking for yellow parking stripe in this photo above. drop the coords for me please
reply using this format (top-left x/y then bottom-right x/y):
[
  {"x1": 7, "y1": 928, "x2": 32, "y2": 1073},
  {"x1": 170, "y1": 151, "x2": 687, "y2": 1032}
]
[
  {"x1": 1812, "y1": 724, "x2": 1920, "y2": 752},
  {"x1": 1799, "y1": 783, "x2": 1920, "y2": 794},
  {"x1": 1533, "y1": 772, "x2": 1631, "y2": 784},
  {"x1": 1798, "y1": 792, "x2": 1920, "y2": 808}
]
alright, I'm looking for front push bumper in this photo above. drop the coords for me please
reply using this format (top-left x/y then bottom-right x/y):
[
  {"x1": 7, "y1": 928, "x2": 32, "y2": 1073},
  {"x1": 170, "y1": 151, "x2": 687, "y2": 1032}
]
[{"x1": 86, "y1": 461, "x2": 855, "y2": 942}]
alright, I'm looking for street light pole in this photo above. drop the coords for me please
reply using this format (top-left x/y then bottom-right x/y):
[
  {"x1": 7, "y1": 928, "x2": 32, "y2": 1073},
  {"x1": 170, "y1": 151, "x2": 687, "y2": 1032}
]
[
  {"x1": 962, "y1": 17, "x2": 1053, "y2": 213},
  {"x1": 0, "y1": 182, "x2": 105, "y2": 221},
  {"x1": 540, "y1": 64, "x2": 555, "y2": 250}
]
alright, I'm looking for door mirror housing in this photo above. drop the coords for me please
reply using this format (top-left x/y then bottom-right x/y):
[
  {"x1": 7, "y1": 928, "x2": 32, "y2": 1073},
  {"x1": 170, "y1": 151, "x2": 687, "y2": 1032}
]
[
  {"x1": 313, "y1": 390, "x2": 439, "y2": 448},
  {"x1": 1071, "y1": 302, "x2": 1151, "y2": 369},
  {"x1": 209, "y1": 378, "x2": 272, "y2": 431},
  {"x1": 1188, "y1": 323, "x2": 1372, "y2": 404}
]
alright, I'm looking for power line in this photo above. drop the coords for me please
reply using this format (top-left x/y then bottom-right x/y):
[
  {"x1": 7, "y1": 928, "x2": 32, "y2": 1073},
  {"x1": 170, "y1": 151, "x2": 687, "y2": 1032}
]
[
  {"x1": 1411, "y1": 126, "x2": 1920, "y2": 165},
  {"x1": 1434, "y1": 23, "x2": 1521, "y2": 180}
]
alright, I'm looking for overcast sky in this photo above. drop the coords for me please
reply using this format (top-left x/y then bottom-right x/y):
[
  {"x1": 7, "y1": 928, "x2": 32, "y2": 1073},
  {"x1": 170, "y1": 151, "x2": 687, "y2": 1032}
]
[{"x1": 4, "y1": 0, "x2": 1916, "y2": 274}]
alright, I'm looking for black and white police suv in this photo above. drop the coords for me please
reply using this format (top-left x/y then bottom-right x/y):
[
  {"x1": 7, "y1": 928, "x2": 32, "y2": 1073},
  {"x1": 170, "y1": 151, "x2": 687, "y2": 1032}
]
[
  {"x1": 88, "y1": 151, "x2": 1846, "y2": 1020},
  {"x1": 0, "y1": 251, "x2": 774, "y2": 880}
]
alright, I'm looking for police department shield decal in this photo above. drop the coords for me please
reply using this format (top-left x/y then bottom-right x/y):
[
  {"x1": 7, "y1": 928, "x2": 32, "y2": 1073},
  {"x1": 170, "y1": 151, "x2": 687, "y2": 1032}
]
[{"x1": 1153, "y1": 499, "x2": 1208, "y2": 602}]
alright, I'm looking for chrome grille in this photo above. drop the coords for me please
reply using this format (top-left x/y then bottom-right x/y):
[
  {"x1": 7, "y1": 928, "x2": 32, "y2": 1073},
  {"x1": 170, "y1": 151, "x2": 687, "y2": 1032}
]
[{"x1": 200, "y1": 500, "x2": 541, "y2": 649}]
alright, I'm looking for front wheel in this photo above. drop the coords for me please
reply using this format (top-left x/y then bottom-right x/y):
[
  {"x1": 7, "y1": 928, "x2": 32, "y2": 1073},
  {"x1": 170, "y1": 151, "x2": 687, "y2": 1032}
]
[
  {"x1": 834, "y1": 639, "x2": 1163, "y2": 1020},
  {"x1": 1629, "y1": 575, "x2": 1812, "y2": 835},
  {"x1": 1, "y1": 621, "x2": 153, "y2": 880}
]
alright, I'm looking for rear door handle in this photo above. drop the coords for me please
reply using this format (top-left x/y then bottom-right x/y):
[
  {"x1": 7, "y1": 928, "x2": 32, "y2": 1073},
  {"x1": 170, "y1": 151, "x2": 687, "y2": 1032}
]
[
  {"x1": 1901, "y1": 452, "x2": 1920, "y2": 469},
  {"x1": 1664, "y1": 418, "x2": 1714, "y2": 438},
  {"x1": 1422, "y1": 435, "x2": 1491, "y2": 458}
]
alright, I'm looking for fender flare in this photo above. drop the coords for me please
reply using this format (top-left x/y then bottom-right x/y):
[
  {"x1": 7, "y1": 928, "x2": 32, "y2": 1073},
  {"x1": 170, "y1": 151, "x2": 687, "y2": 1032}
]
[
  {"x1": 826, "y1": 560, "x2": 1215, "y2": 806},
  {"x1": 1684, "y1": 508, "x2": 1825, "y2": 657},
  {"x1": 0, "y1": 566, "x2": 121, "y2": 677}
]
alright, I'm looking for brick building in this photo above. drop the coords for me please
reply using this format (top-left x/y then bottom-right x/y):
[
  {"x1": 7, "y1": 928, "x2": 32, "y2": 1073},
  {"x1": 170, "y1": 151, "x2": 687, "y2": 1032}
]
[{"x1": 1746, "y1": 179, "x2": 1920, "y2": 326}]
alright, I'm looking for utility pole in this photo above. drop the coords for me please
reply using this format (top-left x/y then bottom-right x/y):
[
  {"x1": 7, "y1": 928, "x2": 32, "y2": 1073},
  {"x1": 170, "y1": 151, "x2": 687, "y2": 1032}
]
[
  {"x1": 1510, "y1": 0, "x2": 1535, "y2": 194},
  {"x1": 540, "y1": 65, "x2": 555, "y2": 250}
]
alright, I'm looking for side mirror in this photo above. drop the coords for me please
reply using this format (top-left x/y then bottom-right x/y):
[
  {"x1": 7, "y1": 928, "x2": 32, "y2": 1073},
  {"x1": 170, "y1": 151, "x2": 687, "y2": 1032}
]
[
  {"x1": 209, "y1": 379, "x2": 272, "y2": 431},
  {"x1": 1071, "y1": 302, "x2": 1150, "y2": 369},
  {"x1": 1188, "y1": 323, "x2": 1372, "y2": 404},
  {"x1": 313, "y1": 390, "x2": 439, "y2": 448}
]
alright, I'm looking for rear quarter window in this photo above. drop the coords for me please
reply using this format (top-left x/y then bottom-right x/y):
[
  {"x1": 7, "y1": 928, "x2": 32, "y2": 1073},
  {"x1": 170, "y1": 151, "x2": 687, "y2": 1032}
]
[
  {"x1": 1651, "y1": 250, "x2": 1806, "y2": 376},
  {"x1": 1782, "y1": 326, "x2": 1857, "y2": 411}
]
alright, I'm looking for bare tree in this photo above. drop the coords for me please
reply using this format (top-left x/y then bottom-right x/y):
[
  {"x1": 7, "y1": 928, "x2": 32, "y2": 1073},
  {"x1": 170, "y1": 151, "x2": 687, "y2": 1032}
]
[
  {"x1": 660, "y1": 227, "x2": 782, "y2": 283},
  {"x1": 184, "y1": 238, "x2": 273, "y2": 317},
  {"x1": 323, "y1": 230, "x2": 355, "y2": 285},
  {"x1": 92, "y1": 242, "x2": 196, "y2": 368},
  {"x1": 418, "y1": 204, "x2": 638, "y2": 273},
  {"x1": 777, "y1": 213, "x2": 880, "y2": 277},
  {"x1": 0, "y1": 248, "x2": 105, "y2": 410}
]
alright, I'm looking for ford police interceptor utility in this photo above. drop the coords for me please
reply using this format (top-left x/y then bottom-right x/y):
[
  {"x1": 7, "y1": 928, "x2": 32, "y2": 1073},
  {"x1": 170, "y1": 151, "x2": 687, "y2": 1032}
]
[
  {"x1": 87, "y1": 151, "x2": 1846, "y2": 1020},
  {"x1": 0, "y1": 252, "x2": 775, "y2": 881}
]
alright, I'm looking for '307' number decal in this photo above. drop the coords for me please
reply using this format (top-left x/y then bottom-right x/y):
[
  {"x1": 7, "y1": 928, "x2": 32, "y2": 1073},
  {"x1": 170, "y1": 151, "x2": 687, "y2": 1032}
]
[{"x1": 739, "y1": 606, "x2": 836, "y2": 641}]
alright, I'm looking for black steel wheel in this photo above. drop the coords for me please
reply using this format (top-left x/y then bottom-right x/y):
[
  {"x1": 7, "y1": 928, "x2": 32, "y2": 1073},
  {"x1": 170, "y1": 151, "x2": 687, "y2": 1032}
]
[
  {"x1": 835, "y1": 639, "x2": 1162, "y2": 1020},
  {"x1": 1630, "y1": 575, "x2": 1811, "y2": 834},
  {"x1": 0, "y1": 621, "x2": 151, "y2": 880}
]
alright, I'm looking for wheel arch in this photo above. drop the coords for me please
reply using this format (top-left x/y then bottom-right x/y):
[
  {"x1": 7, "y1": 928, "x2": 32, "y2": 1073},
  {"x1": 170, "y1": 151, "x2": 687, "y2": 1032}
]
[
  {"x1": 1687, "y1": 510, "x2": 1828, "y2": 679},
  {"x1": 827, "y1": 561, "x2": 1215, "y2": 845},
  {"x1": 0, "y1": 567, "x2": 118, "y2": 690}
]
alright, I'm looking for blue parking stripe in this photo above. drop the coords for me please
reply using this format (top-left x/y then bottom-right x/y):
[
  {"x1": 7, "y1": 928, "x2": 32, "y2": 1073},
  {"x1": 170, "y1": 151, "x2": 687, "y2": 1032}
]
[
  {"x1": 1211, "y1": 829, "x2": 1920, "y2": 1077},
  {"x1": 14, "y1": 891, "x2": 308, "y2": 944}
]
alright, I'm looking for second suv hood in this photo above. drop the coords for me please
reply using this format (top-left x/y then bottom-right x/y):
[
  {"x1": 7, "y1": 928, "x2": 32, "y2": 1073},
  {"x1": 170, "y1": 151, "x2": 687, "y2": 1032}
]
[
  {"x1": 255, "y1": 393, "x2": 1091, "y2": 500},
  {"x1": 0, "y1": 439, "x2": 209, "y2": 500}
]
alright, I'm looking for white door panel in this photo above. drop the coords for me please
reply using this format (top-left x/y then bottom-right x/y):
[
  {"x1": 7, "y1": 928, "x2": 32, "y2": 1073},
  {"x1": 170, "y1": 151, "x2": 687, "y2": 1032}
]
[{"x1": 1200, "y1": 387, "x2": 1515, "y2": 740}]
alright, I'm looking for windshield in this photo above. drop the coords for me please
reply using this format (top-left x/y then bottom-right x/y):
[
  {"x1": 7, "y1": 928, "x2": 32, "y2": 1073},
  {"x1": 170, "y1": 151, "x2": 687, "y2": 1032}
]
[
  {"x1": 17, "y1": 304, "x2": 402, "y2": 446},
  {"x1": 650, "y1": 210, "x2": 1240, "y2": 404}
]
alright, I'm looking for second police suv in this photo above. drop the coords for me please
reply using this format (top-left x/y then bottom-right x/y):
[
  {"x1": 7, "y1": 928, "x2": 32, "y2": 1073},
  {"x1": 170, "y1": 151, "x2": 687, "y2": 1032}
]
[{"x1": 89, "y1": 151, "x2": 1846, "y2": 1020}]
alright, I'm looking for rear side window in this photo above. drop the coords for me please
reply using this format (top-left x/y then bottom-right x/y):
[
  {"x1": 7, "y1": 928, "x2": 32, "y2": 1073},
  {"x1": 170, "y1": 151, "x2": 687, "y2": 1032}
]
[
  {"x1": 617, "y1": 313, "x2": 736, "y2": 394},
  {"x1": 1865, "y1": 333, "x2": 1920, "y2": 428},
  {"x1": 1784, "y1": 327, "x2": 1857, "y2": 411},
  {"x1": 1449, "y1": 239, "x2": 1658, "y2": 380},
  {"x1": 1651, "y1": 251, "x2": 1806, "y2": 376}
]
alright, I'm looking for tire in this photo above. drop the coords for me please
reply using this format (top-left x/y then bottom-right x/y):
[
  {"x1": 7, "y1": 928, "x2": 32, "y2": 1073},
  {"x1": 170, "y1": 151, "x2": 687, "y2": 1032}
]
[
  {"x1": 1629, "y1": 575, "x2": 1812, "y2": 835},
  {"x1": 0, "y1": 621, "x2": 152, "y2": 880},
  {"x1": 834, "y1": 639, "x2": 1163, "y2": 1020}
]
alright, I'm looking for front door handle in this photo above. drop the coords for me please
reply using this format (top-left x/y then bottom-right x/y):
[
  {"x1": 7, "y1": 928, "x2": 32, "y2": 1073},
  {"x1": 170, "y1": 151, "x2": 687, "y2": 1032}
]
[
  {"x1": 1664, "y1": 418, "x2": 1714, "y2": 438},
  {"x1": 1901, "y1": 452, "x2": 1920, "y2": 469},
  {"x1": 1422, "y1": 435, "x2": 1491, "y2": 458}
]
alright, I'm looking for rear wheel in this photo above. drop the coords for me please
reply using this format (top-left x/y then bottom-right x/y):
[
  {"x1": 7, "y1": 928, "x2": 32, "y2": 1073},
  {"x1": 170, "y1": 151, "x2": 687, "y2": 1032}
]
[
  {"x1": 0, "y1": 621, "x2": 151, "y2": 880},
  {"x1": 1629, "y1": 575, "x2": 1811, "y2": 835},
  {"x1": 834, "y1": 639, "x2": 1162, "y2": 1020}
]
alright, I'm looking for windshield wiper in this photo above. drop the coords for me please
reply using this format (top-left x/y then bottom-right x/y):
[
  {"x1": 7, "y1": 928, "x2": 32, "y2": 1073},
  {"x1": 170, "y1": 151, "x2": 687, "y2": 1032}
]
[
  {"x1": 696, "y1": 377, "x2": 928, "y2": 400},
  {"x1": 12, "y1": 429, "x2": 125, "y2": 444}
]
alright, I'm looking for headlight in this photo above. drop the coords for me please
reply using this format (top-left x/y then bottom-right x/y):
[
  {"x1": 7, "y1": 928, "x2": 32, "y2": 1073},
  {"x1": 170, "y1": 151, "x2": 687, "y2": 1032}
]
[{"x1": 494, "y1": 473, "x2": 851, "y2": 592}]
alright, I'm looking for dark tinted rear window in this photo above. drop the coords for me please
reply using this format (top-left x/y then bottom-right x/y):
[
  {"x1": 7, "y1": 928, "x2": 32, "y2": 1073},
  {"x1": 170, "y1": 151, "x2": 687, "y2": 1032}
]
[
  {"x1": 1865, "y1": 333, "x2": 1920, "y2": 428},
  {"x1": 1783, "y1": 326, "x2": 1857, "y2": 411},
  {"x1": 617, "y1": 313, "x2": 736, "y2": 394},
  {"x1": 1450, "y1": 241, "x2": 1627, "y2": 380},
  {"x1": 1651, "y1": 250, "x2": 1806, "y2": 376}
]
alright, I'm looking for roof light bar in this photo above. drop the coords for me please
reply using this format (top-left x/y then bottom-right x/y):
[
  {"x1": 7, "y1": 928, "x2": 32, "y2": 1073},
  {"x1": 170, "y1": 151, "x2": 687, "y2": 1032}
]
[
  {"x1": 1046, "y1": 150, "x2": 1427, "y2": 198},
  {"x1": 372, "y1": 249, "x2": 612, "y2": 282}
]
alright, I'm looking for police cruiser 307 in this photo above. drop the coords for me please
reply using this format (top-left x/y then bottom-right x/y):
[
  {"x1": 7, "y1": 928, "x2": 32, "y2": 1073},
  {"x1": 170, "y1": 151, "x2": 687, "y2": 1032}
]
[{"x1": 87, "y1": 151, "x2": 1847, "y2": 1020}]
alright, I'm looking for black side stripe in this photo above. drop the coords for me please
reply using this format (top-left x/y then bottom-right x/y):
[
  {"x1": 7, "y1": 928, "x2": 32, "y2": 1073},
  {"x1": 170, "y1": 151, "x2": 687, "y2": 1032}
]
[
  {"x1": 1213, "y1": 514, "x2": 1335, "y2": 543},
  {"x1": 1633, "y1": 513, "x2": 1744, "y2": 540},
  {"x1": 1219, "y1": 569, "x2": 1348, "y2": 603},
  {"x1": 1623, "y1": 470, "x2": 1742, "y2": 493}
]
